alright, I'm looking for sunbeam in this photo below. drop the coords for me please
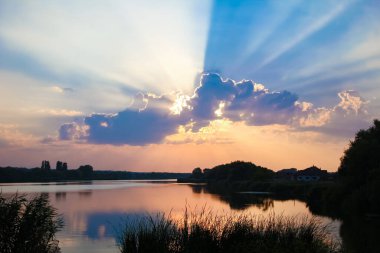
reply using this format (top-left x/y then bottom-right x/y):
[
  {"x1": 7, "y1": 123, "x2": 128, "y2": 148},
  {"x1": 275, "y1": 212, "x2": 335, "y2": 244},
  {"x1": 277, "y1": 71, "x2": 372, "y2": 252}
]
[{"x1": 0, "y1": 0, "x2": 380, "y2": 174}]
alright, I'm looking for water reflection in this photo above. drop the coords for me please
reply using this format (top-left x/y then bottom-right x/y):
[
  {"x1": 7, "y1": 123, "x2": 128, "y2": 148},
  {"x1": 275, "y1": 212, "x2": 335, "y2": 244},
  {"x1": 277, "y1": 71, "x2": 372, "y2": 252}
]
[
  {"x1": 189, "y1": 184, "x2": 304, "y2": 211},
  {"x1": 55, "y1": 192, "x2": 66, "y2": 201},
  {"x1": 0, "y1": 180, "x2": 352, "y2": 253},
  {"x1": 78, "y1": 190, "x2": 92, "y2": 198},
  {"x1": 85, "y1": 212, "x2": 125, "y2": 240}
]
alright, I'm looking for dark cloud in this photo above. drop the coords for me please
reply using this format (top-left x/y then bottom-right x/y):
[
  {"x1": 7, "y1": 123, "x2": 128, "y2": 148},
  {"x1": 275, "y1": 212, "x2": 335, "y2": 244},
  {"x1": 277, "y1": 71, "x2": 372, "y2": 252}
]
[
  {"x1": 77, "y1": 93, "x2": 188, "y2": 146},
  {"x1": 84, "y1": 109, "x2": 185, "y2": 146},
  {"x1": 58, "y1": 73, "x2": 373, "y2": 145}
]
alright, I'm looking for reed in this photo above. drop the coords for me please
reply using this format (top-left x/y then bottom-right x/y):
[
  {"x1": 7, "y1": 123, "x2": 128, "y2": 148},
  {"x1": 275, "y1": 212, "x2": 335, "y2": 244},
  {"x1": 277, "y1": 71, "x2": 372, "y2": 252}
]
[
  {"x1": 0, "y1": 193, "x2": 63, "y2": 253},
  {"x1": 119, "y1": 207, "x2": 340, "y2": 253}
]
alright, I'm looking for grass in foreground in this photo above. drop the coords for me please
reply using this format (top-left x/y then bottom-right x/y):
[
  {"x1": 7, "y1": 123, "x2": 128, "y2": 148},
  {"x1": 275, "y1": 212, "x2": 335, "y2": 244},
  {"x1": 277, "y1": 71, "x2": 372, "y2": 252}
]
[
  {"x1": 119, "y1": 208, "x2": 340, "y2": 253},
  {"x1": 0, "y1": 193, "x2": 63, "y2": 253}
]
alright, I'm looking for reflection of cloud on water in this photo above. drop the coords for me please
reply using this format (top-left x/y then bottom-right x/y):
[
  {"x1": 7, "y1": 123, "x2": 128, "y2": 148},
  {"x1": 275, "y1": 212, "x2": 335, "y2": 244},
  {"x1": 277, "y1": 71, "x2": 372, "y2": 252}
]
[
  {"x1": 85, "y1": 212, "x2": 126, "y2": 240},
  {"x1": 61, "y1": 211, "x2": 145, "y2": 241},
  {"x1": 57, "y1": 232, "x2": 117, "y2": 253},
  {"x1": 65, "y1": 211, "x2": 152, "y2": 241}
]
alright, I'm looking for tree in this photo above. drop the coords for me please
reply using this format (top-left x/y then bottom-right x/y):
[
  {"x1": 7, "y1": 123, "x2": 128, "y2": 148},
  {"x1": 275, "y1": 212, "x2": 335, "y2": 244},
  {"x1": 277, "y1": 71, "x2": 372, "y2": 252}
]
[
  {"x1": 56, "y1": 161, "x2": 63, "y2": 171},
  {"x1": 192, "y1": 167, "x2": 203, "y2": 179},
  {"x1": 41, "y1": 161, "x2": 51, "y2": 170},
  {"x1": 338, "y1": 119, "x2": 380, "y2": 214},
  {"x1": 204, "y1": 161, "x2": 274, "y2": 181},
  {"x1": 77, "y1": 165, "x2": 94, "y2": 178}
]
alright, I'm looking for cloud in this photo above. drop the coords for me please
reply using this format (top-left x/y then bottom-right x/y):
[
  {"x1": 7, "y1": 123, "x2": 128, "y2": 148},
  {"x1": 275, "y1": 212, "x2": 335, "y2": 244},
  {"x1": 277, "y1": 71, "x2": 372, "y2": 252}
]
[
  {"x1": 58, "y1": 73, "x2": 374, "y2": 145},
  {"x1": 298, "y1": 90, "x2": 372, "y2": 137},
  {"x1": 51, "y1": 86, "x2": 74, "y2": 93},
  {"x1": 34, "y1": 108, "x2": 83, "y2": 117},
  {"x1": 189, "y1": 73, "x2": 301, "y2": 128},
  {"x1": 66, "y1": 93, "x2": 188, "y2": 146},
  {"x1": 0, "y1": 124, "x2": 38, "y2": 147},
  {"x1": 59, "y1": 122, "x2": 88, "y2": 141}
]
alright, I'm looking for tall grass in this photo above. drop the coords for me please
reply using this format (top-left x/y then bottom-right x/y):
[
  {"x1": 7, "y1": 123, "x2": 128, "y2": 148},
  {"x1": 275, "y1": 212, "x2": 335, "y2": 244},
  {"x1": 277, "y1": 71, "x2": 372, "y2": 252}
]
[
  {"x1": 0, "y1": 193, "x2": 63, "y2": 253},
  {"x1": 119, "y1": 208, "x2": 340, "y2": 253}
]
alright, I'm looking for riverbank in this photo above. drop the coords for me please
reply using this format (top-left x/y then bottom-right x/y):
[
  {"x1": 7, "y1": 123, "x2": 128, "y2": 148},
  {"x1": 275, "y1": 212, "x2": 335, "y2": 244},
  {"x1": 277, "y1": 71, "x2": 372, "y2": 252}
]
[{"x1": 0, "y1": 166, "x2": 190, "y2": 183}]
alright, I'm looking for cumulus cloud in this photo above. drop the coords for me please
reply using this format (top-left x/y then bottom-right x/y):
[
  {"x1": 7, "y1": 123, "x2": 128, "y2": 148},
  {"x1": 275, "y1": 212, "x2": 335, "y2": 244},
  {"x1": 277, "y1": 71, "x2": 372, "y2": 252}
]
[
  {"x1": 186, "y1": 74, "x2": 302, "y2": 129},
  {"x1": 298, "y1": 90, "x2": 371, "y2": 137},
  {"x1": 61, "y1": 93, "x2": 188, "y2": 145},
  {"x1": 59, "y1": 122, "x2": 88, "y2": 141},
  {"x1": 58, "y1": 73, "x2": 374, "y2": 145}
]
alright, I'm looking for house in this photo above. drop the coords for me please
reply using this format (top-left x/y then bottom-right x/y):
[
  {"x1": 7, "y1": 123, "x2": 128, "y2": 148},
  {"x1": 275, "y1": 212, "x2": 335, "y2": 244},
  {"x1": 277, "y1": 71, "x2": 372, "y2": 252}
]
[
  {"x1": 295, "y1": 166, "x2": 329, "y2": 182},
  {"x1": 276, "y1": 168, "x2": 297, "y2": 180}
]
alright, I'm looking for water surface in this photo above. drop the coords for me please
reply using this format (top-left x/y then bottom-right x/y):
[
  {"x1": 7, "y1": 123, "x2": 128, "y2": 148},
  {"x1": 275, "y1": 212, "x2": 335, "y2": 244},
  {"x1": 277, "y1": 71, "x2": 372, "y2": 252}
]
[{"x1": 0, "y1": 180, "x2": 340, "y2": 253}]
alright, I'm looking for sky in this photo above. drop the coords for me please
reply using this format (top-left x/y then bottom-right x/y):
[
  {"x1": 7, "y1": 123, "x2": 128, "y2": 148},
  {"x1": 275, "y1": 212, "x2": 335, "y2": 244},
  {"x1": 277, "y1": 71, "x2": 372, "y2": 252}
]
[{"x1": 1, "y1": 0, "x2": 380, "y2": 172}]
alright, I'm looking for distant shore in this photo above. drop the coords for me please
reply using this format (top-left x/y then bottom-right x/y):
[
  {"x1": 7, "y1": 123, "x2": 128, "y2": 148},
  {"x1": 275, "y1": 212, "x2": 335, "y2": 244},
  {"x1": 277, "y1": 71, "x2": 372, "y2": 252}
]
[{"x1": 0, "y1": 166, "x2": 190, "y2": 183}]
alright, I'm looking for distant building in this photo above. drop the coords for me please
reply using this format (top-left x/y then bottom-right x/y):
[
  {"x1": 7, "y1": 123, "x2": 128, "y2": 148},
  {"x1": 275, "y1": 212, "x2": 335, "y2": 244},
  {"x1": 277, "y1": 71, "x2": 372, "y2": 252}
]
[
  {"x1": 276, "y1": 168, "x2": 297, "y2": 180},
  {"x1": 295, "y1": 166, "x2": 329, "y2": 182}
]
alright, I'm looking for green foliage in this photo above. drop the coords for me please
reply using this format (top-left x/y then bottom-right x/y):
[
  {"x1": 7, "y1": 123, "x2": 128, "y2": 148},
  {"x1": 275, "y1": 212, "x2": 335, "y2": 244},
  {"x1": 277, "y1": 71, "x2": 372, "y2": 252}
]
[
  {"x1": 119, "y1": 209, "x2": 340, "y2": 253},
  {"x1": 0, "y1": 193, "x2": 63, "y2": 253}
]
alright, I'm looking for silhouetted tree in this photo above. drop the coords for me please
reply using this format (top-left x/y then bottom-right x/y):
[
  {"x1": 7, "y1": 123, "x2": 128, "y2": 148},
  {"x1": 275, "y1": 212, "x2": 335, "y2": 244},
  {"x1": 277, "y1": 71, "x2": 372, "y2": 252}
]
[
  {"x1": 56, "y1": 161, "x2": 63, "y2": 171},
  {"x1": 203, "y1": 168, "x2": 211, "y2": 178},
  {"x1": 77, "y1": 165, "x2": 94, "y2": 178},
  {"x1": 41, "y1": 161, "x2": 51, "y2": 170},
  {"x1": 338, "y1": 119, "x2": 380, "y2": 214},
  {"x1": 62, "y1": 163, "x2": 68, "y2": 171},
  {"x1": 192, "y1": 167, "x2": 203, "y2": 179},
  {"x1": 205, "y1": 161, "x2": 274, "y2": 182}
]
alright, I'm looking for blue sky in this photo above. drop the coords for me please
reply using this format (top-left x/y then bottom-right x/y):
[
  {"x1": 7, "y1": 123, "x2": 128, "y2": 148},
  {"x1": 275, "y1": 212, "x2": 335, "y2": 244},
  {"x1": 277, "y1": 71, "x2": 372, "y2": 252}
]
[{"x1": 0, "y1": 0, "x2": 379, "y2": 171}]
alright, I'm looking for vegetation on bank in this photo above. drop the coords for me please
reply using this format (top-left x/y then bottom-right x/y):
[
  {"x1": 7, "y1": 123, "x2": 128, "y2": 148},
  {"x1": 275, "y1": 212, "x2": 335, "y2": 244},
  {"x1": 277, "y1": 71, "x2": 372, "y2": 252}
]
[
  {"x1": 192, "y1": 161, "x2": 274, "y2": 182},
  {"x1": 183, "y1": 120, "x2": 380, "y2": 218},
  {"x1": 308, "y1": 119, "x2": 380, "y2": 217},
  {"x1": 0, "y1": 166, "x2": 190, "y2": 183},
  {"x1": 0, "y1": 193, "x2": 63, "y2": 253},
  {"x1": 118, "y1": 210, "x2": 340, "y2": 253}
]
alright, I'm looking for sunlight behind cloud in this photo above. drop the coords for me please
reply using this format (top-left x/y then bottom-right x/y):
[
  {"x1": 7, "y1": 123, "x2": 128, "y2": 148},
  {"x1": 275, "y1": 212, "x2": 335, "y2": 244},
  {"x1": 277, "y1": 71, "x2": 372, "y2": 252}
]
[{"x1": 0, "y1": 0, "x2": 211, "y2": 95}]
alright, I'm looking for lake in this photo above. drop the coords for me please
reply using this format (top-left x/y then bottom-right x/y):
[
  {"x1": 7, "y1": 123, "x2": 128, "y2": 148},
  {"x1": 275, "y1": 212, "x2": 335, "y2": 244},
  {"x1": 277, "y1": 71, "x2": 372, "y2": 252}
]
[{"x1": 0, "y1": 180, "x2": 341, "y2": 253}]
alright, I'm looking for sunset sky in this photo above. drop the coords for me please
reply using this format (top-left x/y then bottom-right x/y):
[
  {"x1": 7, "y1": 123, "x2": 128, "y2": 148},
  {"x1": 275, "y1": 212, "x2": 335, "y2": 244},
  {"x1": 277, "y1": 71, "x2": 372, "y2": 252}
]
[{"x1": 1, "y1": 0, "x2": 379, "y2": 172}]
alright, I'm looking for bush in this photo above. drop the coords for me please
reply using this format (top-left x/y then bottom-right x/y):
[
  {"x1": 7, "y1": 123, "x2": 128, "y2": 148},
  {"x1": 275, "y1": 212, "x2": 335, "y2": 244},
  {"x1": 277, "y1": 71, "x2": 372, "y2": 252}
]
[
  {"x1": 118, "y1": 209, "x2": 340, "y2": 253},
  {"x1": 0, "y1": 193, "x2": 63, "y2": 253}
]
